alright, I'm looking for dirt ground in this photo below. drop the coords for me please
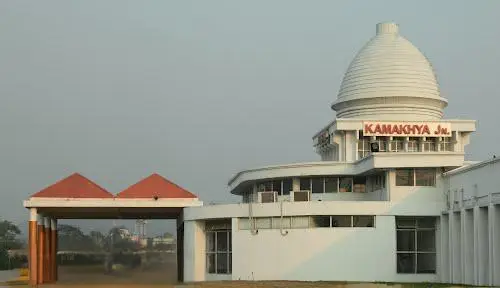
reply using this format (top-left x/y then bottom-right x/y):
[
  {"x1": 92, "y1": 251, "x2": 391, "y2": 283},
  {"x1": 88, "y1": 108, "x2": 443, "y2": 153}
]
[{"x1": 2, "y1": 256, "x2": 467, "y2": 288}]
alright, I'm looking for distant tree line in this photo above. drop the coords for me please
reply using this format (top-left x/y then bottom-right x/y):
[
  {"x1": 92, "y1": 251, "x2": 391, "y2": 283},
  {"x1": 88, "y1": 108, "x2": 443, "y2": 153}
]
[
  {"x1": 0, "y1": 219, "x2": 26, "y2": 270},
  {"x1": 0, "y1": 219, "x2": 175, "y2": 270}
]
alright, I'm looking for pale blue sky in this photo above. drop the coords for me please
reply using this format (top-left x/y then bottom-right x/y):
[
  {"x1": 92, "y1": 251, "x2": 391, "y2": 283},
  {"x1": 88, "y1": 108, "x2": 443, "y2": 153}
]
[{"x1": 1, "y1": 0, "x2": 499, "y2": 235}]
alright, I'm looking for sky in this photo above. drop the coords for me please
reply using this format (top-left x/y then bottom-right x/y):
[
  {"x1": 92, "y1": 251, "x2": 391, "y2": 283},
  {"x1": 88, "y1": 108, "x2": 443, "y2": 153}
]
[{"x1": 1, "y1": 0, "x2": 499, "y2": 236}]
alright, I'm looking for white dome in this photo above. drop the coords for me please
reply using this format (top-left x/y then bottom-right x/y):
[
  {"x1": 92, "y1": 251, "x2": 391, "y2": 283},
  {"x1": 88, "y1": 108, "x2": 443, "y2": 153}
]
[{"x1": 331, "y1": 22, "x2": 448, "y2": 120}]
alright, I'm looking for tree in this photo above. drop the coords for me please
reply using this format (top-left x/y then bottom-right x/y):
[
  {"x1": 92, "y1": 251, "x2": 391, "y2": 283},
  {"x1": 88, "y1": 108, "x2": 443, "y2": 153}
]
[
  {"x1": 0, "y1": 220, "x2": 22, "y2": 270},
  {"x1": 57, "y1": 224, "x2": 96, "y2": 251},
  {"x1": 0, "y1": 220, "x2": 22, "y2": 250}
]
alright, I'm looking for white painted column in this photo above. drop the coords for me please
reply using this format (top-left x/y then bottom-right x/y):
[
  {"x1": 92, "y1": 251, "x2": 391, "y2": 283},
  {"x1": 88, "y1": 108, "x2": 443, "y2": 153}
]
[
  {"x1": 439, "y1": 214, "x2": 450, "y2": 282},
  {"x1": 488, "y1": 204, "x2": 495, "y2": 286},
  {"x1": 473, "y1": 207, "x2": 479, "y2": 285},
  {"x1": 492, "y1": 205, "x2": 500, "y2": 286},
  {"x1": 464, "y1": 209, "x2": 475, "y2": 285},
  {"x1": 183, "y1": 220, "x2": 206, "y2": 282}
]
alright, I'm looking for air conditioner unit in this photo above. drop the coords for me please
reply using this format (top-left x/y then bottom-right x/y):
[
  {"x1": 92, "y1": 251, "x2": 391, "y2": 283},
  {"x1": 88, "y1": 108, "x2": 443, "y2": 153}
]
[
  {"x1": 291, "y1": 190, "x2": 310, "y2": 202},
  {"x1": 258, "y1": 191, "x2": 277, "y2": 203}
]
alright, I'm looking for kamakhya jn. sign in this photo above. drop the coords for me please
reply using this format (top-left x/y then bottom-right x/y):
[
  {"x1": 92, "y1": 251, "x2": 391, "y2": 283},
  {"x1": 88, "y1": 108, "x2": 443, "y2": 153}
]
[{"x1": 363, "y1": 122, "x2": 451, "y2": 137}]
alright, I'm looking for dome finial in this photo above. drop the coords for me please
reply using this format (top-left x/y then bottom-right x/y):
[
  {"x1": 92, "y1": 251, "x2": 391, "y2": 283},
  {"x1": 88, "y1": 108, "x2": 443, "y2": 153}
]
[{"x1": 376, "y1": 22, "x2": 399, "y2": 35}]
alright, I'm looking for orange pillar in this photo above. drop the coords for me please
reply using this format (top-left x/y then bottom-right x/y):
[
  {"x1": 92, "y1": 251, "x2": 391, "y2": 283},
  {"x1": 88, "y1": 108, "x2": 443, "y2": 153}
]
[
  {"x1": 28, "y1": 209, "x2": 38, "y2": 286},
  {"x1": 37, "y1": 216, "x2": 45, "y2": 284},
  {"x1": 44, "y1": 217, "x2": 51, "y2": 283},
  {"x1": 50, "y1": 219, "x2": 57, "y2": 282}
]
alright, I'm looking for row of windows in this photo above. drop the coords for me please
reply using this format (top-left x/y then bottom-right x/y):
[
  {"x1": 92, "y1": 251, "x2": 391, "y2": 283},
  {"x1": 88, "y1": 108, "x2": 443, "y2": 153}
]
[
  {"x1": 256, "y1": 174, "x2": 385, "y2": 195},
  {"x1": 358, "y1": 137, "x2": 453, "y2": 159},
  {"x1": 239, "y1": 215, "x2": 375, "y2": 230},
  {"x1": 395, "y1": 169, "x2": 436, "y2": 187},
  {"x1": 396, "y1": 217, "x2": 437, "y2": 274}
]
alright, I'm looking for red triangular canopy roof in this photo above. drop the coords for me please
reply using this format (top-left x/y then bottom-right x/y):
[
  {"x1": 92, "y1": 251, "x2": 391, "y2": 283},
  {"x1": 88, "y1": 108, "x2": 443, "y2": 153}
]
[
  {"x1": 116, "y1": 173, "x2": 197, "y2": 199},
  {"x1": 31, "y1": 173, "x2": 114, "y2": 198}
]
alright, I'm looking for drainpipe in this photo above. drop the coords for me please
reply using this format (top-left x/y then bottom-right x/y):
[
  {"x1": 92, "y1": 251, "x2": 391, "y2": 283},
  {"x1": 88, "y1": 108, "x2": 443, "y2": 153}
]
[{"x1": 279, "y1": 200, "x2": 288, "y2": 236}]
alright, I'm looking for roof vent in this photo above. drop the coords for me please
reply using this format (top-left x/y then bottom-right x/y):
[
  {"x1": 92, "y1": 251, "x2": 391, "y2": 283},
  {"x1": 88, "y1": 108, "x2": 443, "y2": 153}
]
[{"x1": 376, "y1": 22, "x2": 399, "y2": 35}]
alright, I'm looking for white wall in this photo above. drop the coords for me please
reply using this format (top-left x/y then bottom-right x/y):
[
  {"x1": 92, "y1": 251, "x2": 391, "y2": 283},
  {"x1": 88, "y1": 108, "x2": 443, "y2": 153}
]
[
  {"x1": 440, "y1": 158, "x2": 500, "y2": 286},
  {"x1": 231, "y1": 215, "x2": 436, "y2": 283},
  {"x1": 183, "y1": 220, "x2": 205, "y2": 282}
]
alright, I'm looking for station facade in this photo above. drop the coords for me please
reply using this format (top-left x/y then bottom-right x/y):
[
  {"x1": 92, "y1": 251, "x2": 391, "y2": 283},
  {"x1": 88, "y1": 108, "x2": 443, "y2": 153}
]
[{"x1": 24, "y1": 22, "x2": 500, "y2": 286}]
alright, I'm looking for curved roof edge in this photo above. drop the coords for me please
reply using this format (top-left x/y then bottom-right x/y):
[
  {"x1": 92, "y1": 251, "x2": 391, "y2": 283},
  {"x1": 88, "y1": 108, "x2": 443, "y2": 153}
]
[{"x1": 229, "y1": 152, "x2": 466, "y2": 195}]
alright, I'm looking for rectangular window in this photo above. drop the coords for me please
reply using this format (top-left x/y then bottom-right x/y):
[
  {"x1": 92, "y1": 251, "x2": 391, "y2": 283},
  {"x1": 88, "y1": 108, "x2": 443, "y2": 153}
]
[
  {"x1": 300, "y1": 178, "x2": 311, "y2": 191},
  {"x1": 291, "y1": 216, "x2": 309, "y2": 228},
  {"x1": 272, "y1": 217, "x2": 291, "y2": 229},
  {"x1": 372, "y1": 138, "x2": 387, "y2": 152},
  {"x1": 389, "y1": 138, "x2": 404, "y2": 152},
  {"x1": 331, "y1": 216, "x2": 352, "y2": 227},
  {"x1": 396, "y1": 169, "x2": 414, "y2": 186},
  {"x1": 358, "y1": 137, "x2": 371, "y2": 159},
  {"x1": 206, "y1": 220, "x2": 232, "y2": 275},
  {"x1": 353, "y1": 216, "x2": 374, "y2": 227},
  {"x1": 396, "y1": 169, "x2": 436, "y2": 187},
  {"x1": 325, "y1": 177, "x2": 338, "y2": 193},
  {"x1": 310, "y1": 216, "x2": 331, "y2": 227},
  {"x1": 407, "y1": 138, "x2": 419, "y2": 152},
  {"x1": 353, "y1": 177, "x2": 366, "y2": 193},
  {"x1": 311, "y1": 177, "x2": 324, "y2": 194},
  {"x1": 396, "y1": 217, "x2": 436, "y2": 274},
  {"x1": 257, "y1": 181, "x2": 272, "y2": 192},
  {"x1": 272, "y1": 180, "x2": 282, "y2": 195},
  {"x1": 415, "y1": 169, "x2": 435, "y2": 186},
  {"x1": 439, "y1": 137, "x2": 452, "y2": 152},
  {"x1": 422, "y1": 140, "x2": 436, "y2": 152},
  {"x1": 282, "y1": 179, "x2": 292, "y2": 195},
  {"x1": 339, "y1": 177, "x2": 352, "y2": 192}
]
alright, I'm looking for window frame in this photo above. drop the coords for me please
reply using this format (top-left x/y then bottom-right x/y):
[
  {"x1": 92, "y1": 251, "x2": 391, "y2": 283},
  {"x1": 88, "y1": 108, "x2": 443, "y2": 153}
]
[
  {"x1": 395, "y1": 168, "x2": 436, "y2": 187},
  {"x1": 206, "y1": 221, "x2": 232, "y2": 275},
  {"x1": 396, "y1": 217, "x2": 437, "y2": 274}
]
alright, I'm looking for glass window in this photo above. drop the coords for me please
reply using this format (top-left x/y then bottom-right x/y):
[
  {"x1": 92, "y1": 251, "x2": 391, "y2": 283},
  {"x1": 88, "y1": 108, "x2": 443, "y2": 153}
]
[
  {"x1": 255, "y1": 217, "x2": 272, "y2": 229},
  {"x1": 325, "y1": 177, "x2": 338, "y2": 193},
  {"x1": 282, "y1": 178, "x2": 292, "y2": 195},
  {"x1": 353, "y1": 216, "x2": 374, "y2": 227},
  {"x1": 272, "y1": 180, "x2": 282, "y2": 194},
  {"x1": 311, "y1": 216, "x2": 330, "y2": 227},
  {"x1": 353, "y1": 177, "x2": 366, "y2": 193},
  {"x1": 207, "y1": 232, "x2": 216, "y2": 252},
  {"x1": 257, "y1": 181, "x2": 272, "y2": 192},
  {"x1": 415, "y1": 169, "x2": 435, "y2": 186},
  {"x1": 397, "y1": 253, "x2": 415, "y2": 274},
  {"x1": 397, "y1": 230, "x2": 415, "y2": 251},
  {"x1": 374, "y1": 138, "x2": 387, "y2": 152},
  {"x1": 396, "y1": 217, "x2": 436, "y2": 274},
  {"x1": 417, "y1": 253, "x2": 436, "y2": 273},
  {"x1": 272, "y1": 217, "x2": 291, "y2": 229},
  {"x1": 389, "y1": 138, "x2": 404, "y2": 152},
  {"x1": 331, "y1": 216, "x2": 352, "y2": 227},
  {"x1": 205, "y1": 222, "x2": 232, "y2": 274},
  {"x1": 422, "y1": 140, "x2": 436, "y2": 152},
  {"x1": 417, "y1": 230, "x2": 435, "y2": 252},
  {"x1": 291, "y1": 216, "x2": 309, "y2": 228},
  {"x1": 396, "y1": 169, "x2": 414, "y2": 186},
  {"x1": 216, "y1": 231, "x2": 228, "y2": 251},
  {"x1": 300, "y1": 178, "x2": 311, "y2": 191},
  {"x1": 216, "y1": 252, "x2": 229, "y2": 274},
  {"x1": 439, "y1": 137, "x2": 452, "y2": 152},
  {"x1": 339, "y1": 177, "x2": 352, "y2": 192},
  {"x1": 207, "y1": 253, "x2": 216, "y2": 273},
  {"x1": 358, "y1": 137, "x2": 371, "y2": 159},
  {"x1": 311, "y1": 178, "x2": 324, "y2": 193},
  {"x1": 407, "y1": 138, "x2": 420, "y2": 152}
]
